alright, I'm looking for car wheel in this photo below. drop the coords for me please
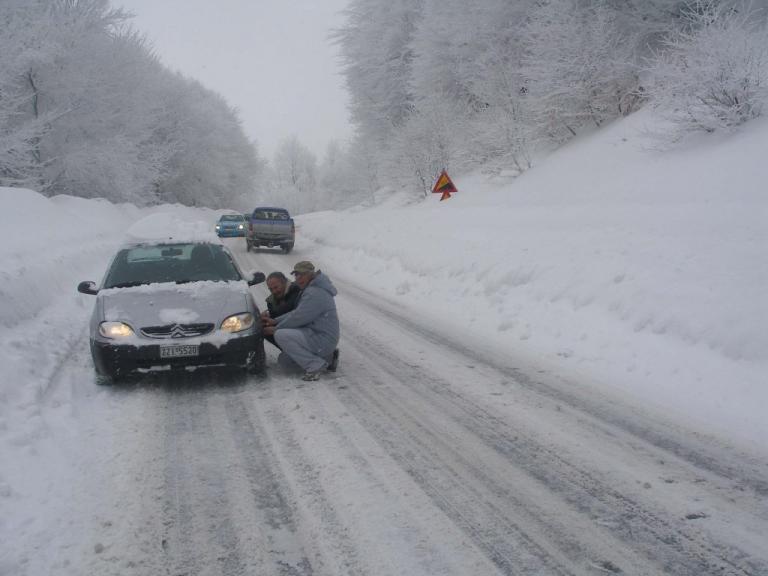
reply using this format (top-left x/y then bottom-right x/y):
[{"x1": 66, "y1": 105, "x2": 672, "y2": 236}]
[
  {"x1": 246, "y1": 341, "x2": 266, "y2": 375},
  {"x1": 282, "y1": 244, "x2": 293, "y2": 254},
  {"x1": 246, "y1": 241, "x2": 252, "y2": 252},
  {"x1": 95, "y1": 372, "x2": 113, "y2": 386},
  {"x1": 95, "y1": 365, "x2": 124, "y2": 385}
]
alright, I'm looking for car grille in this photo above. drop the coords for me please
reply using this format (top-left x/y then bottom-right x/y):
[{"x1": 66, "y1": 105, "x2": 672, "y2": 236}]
[{"x1": 140, "y1": 323, "x2": 215, "y2": 339}]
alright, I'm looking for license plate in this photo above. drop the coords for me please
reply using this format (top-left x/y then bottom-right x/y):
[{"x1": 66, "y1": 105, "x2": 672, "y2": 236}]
[{"x1": 160, "y1": 344, "x2": 199, "y2": 358}]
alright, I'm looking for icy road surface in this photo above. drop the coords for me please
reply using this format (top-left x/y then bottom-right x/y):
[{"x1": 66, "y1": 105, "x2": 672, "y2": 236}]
[{"x1": 16, "y1": 242, "x2": 768, "y2": 576}]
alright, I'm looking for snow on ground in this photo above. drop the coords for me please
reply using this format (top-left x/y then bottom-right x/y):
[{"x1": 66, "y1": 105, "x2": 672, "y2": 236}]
[
  {"x1": 0, "y1": 107, "x2": 766, "y2": 571},
  {"x1": 300, "y1": 108, "x2": 767, "y2": 450}
]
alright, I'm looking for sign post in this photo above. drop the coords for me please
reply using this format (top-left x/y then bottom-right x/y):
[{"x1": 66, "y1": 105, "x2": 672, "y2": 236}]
[{"x1": 432, "y1": 170, "x2": 458, "y2": 201}]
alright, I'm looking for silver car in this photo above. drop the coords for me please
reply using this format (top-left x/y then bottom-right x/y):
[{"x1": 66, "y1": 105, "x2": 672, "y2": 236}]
[{"x1": 78, "y1": 240, "x2": 266, "y2": 382}]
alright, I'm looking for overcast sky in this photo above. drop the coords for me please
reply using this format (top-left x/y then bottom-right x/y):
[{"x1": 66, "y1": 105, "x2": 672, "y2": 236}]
[{"x1": 117, "y1": 0, "x2": 352, "y2": 161}]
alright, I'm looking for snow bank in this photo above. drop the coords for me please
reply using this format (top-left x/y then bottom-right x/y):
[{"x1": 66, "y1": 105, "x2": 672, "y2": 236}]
[
  {"x1": 0, "y1": 188, "x2": 222, "y2": 451},
  {"x1": 0, "y1": 190, "x2": 138, "y2": 328},
  {"x1": 297, "y1": 109, "x2": 768, "y2": 448}
]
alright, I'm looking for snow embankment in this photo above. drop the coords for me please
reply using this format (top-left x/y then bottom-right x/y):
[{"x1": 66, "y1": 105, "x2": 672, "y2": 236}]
[
  {"x1": 297, "y1": 109, "x2": 768, "y2": 449},
  {"x1": 0, "y1": 189, "x2": 140, "y2": 400},
  {"x1": 0, "y1": 188, "x2": 220, "y2": 448}
]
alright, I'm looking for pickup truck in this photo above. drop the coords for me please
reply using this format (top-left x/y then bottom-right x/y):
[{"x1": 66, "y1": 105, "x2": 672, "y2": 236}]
[{"x1": 246, "y1": 207, "x2": 295, "y2": 254}]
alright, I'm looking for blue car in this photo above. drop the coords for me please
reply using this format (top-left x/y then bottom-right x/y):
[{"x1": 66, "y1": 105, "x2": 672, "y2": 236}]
[{"x1": 215, "y1": 214, "x2": 247, "y2": 237}]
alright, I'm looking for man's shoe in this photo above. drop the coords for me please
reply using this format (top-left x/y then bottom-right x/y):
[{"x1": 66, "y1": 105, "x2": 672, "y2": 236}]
[
  {"x1": 302, "y1": 371, "x2": 320, "y2": 381},
  {"x1": 327, "y1": 349, "x2": 339, "y2": 372}
]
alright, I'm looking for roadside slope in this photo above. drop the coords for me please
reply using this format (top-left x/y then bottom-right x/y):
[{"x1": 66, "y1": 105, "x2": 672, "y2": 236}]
[{"x1": 293, "y1": 109, "x2": 768, "y2": 450}]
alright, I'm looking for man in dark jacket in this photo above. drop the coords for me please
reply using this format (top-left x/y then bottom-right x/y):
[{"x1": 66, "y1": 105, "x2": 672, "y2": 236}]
[
  {"x1": 265, "y1": 261, "x2": 339, "y2": 381},
  {"x1": 261, "y1": 271, "x2": 301, "y2": 349}
]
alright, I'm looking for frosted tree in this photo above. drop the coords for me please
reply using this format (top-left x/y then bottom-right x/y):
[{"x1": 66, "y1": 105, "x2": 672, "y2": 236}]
[
  {"x1": 153, "y1": 76, "x2": 261, "y2": 208},
  {"x1": 318, "y1": 140, "x2": 347, "y2": 207},
  {"x1": 334, "y1": 0, "x2": 423, "y2": 145},
  {"x1": 648, "y1": 0, "x2": 768, "y2": 135},
  {"x1": 342, "y1": 135, "x2": 381, "y2": 204},
  {"x1": 0, "y1": 0, "x2": 262, "y2": 207},
  {"x1": 0, "y1": 1, "x2": 68, "y2": 190},
  {"x1": 273, "y1": 136, "x2": 318, "y2": 213},
  {"x1": 40, "y1": 28, "x2": 179, "y2": 204},
  {"x1": 406, "y1": 0, "x2": 486, "y2": 177},
  {"x1": 333, "y1": 0, "x2": 757, "y2": 201},
  {"x1": 523, "y1": 0, "x2": 641, "y2": 139},
  {"x1": 457, "y1": 0, "x2": 536, "y2": 172},
  {"x1": 383, "y1": 98, "x2": 472, "y2": 195}
]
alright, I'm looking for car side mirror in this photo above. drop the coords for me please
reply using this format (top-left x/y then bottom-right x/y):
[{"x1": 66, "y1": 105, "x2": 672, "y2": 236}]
[
  {"x1": 77, "y1": 281, "x2": 99, "y2": 295},
  {"x1": 248, "y1": 271, "x2": 266, "y2": 286}
]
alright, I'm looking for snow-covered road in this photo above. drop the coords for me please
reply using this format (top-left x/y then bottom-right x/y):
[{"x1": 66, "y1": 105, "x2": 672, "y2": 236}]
[{"x1": 14, "y1": 239, "x2": 765, "y2": 576}]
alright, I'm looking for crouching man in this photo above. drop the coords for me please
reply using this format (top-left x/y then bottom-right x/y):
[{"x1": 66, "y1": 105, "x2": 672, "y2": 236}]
[
  {"x1": 266, "y1": 261, "x2": 339, "y2": 381},
  {"x1": 261, "y1": 271, "x2": 302, "y2": 350}
]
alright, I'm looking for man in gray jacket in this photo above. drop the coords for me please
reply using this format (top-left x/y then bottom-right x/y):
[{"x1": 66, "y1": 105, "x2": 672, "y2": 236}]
[{"x1": 267, "y1": 261, "x2": 340, "y2": 381}]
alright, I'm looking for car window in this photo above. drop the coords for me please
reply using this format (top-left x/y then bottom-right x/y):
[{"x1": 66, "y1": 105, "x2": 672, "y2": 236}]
[
  {"x1": 103, "y1": 243, "x2": 242, "y2": 288},
  {"x1": 220, "y1": 215, "x2": 243, "y2": 222},
  {"x1": 252, "y1": 210, "x2": 288, "y2": 220}
]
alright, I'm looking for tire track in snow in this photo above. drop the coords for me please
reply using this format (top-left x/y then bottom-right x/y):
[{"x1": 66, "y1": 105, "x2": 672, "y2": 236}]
[
  {"x1": 339, "y1": 281, "x2": 768, "y2": 498},
  {"x1": 234, "y1": 380, "x2": 372, "y2": 576},
  {"x1": 161, "y1": 387, "x2": 249, "y2": 576},
  {"x1": 333, "y1": 341, "x2": 632, "y2": 576},
  {"x1": 334, "y1": 292, "x2": 766, "y2": 576},
  {"x1": 245, "y1": 374, "x2": 508, "y2": 576},
  {"x1": 222, "y1": 389, "x2": 319, "y2": 576}
]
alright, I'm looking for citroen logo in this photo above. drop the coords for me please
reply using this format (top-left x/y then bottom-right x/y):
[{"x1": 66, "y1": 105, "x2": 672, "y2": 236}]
[{"x1": 170, "y1": 325, "x2": 186, "y2": 338}]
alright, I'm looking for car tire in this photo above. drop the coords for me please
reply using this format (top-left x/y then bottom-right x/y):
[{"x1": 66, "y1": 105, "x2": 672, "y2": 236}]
[
  {"x1": 282, "y1": 244, "x2": 293, "y2": 254},
  {"x1": 246, "y1": 341, "x2": 266, "y2": 375},
  {"x1": 95, "y1": 365, "x2": 123, "y2": 385},
  {"x1": 95, "y1": 372, "x2": 113, "y2": 386},
  {"x1": 246, "y1": 241, "x2": 252, "y2": 252}
]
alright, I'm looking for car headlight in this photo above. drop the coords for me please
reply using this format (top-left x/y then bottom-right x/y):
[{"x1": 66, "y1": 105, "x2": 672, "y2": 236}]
[
  {"x1": 237, "y1": 224, "x2": 244, "y2": 229},
  {"x1": 99, "y1": 321, "x2": 135, "y2": 339},
  {"x1": 215, "y1": 224, "x2": 221, "y2": 230},
  {"x1": 220, "y1": 313, "x2": 255, "y2": 333}
]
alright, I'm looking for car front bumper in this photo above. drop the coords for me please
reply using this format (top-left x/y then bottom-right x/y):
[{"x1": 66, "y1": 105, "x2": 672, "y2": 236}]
[
  {"x1": 91, "y1": 332, "x2": 261, "y2": 376},
  {"x1": 216, "y1": 228, "x2": 246, "y2": 237}
]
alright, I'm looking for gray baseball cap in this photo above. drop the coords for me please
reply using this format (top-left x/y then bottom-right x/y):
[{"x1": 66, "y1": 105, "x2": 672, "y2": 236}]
[{"x1": 291, "y1": 261, "x2": 315, "y2": 275}]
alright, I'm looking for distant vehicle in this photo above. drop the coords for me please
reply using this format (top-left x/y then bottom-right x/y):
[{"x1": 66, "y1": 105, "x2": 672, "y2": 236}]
[
  {"x1": 215, "y1": 213, "x2": 247, "y2": 237},
  {"x1": 246, "y1": 207, "x2": 295, "y2": 253},
  {"x1": 78, "y1": 223, "x2": 267, "y2": 382}
]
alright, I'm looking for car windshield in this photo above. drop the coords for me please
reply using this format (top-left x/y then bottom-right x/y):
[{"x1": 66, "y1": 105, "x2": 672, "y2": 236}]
[
  {"x1": 102, "y1": 242, "x2": 242, "y2": 289},
  {"x1": 219, "y1": 215, "x2": 243, "y2": 222}
]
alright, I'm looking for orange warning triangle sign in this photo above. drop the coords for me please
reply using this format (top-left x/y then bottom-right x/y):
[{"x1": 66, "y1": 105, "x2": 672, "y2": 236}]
[{"x1": 432, "y1": 170, "x2": 458, "y2": 197}]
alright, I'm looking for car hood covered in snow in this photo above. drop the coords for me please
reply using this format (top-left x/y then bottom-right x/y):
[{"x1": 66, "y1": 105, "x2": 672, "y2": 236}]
[{"x1": 97, "y1": 280, "x2": 253, "y2": 331}]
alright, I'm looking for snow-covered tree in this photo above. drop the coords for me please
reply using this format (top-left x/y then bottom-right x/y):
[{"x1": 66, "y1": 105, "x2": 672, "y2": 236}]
[
  {"x1": 0, "y1": 0, "x2": 262, "y2": 208},
  {"x1": 523, "y1": 0, "x2": 642, "y2": 139},
  {"x1": 331, "y1": 0, "x2": 767, "y2": 202},
  {"x1": 648, "y1": 0, "x2": 768, "y2": 134},
  {"x1": 334, "y1": 0, "x2": 423, "y2": 145},
  {"x1": 272, "y1": 135, "x2": 318, "y2": 213}
]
